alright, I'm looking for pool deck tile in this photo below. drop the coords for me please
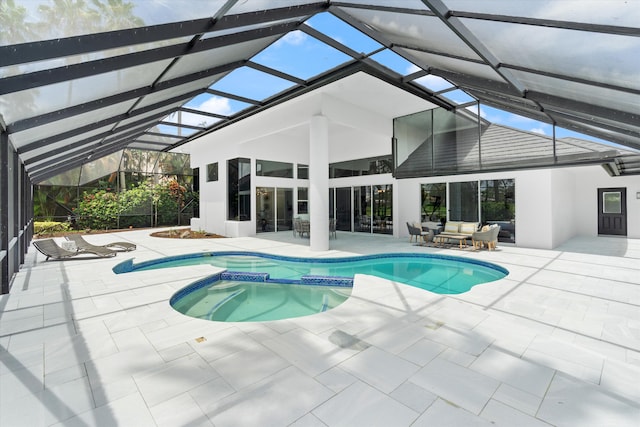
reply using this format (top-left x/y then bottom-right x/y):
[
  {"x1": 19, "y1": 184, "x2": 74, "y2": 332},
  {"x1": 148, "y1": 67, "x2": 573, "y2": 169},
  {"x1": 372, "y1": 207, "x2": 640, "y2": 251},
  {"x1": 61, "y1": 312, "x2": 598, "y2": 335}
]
[
  {"x1": 338, "y1": 346, "x2": 421, "y2": 393},
  {"x1": 312, "y1": 380, "x2": 419, "y2": 427},
  {"x1": 1, "y1": 230, "x2": 639, "y2": 426}
]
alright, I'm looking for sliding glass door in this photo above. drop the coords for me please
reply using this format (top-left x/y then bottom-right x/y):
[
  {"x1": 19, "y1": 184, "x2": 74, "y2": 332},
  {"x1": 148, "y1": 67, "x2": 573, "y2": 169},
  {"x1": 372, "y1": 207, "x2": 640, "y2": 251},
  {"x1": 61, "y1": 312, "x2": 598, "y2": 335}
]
[
  {"x1": 256, "y1": 187, "x2": 292, "y2": 233},
  {"x1": 373, "y1": 185, "x2": 392, "y2": 234},
  {"x1": 421, "y1": 179, "x2": 515, "y2": 243},
  {"x1": 354, "y1": 186, "x2": 371, "y2": 232},
  {"x1": 449, "y1": 181, "x2": 478, "y2": 222},
  {"x1": 335, "y1": 187, "x2": 352, "y2": 231},
  {"x1": 276, "y1": 188, "x2": 293, "y2": 231},
  {"x1": 256, "y1": 187, "x2": 275, "y2": 233},
  {"x1": 481, "y1": 179, "x2": 515, "y2": 242}
]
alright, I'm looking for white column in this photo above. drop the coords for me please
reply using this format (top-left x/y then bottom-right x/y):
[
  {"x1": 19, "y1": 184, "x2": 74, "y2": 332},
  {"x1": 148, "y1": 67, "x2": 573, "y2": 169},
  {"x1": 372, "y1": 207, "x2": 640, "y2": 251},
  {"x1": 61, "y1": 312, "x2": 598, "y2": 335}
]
[{"x1": 309, "y1": 115, "x2": 329, "y2": 251}]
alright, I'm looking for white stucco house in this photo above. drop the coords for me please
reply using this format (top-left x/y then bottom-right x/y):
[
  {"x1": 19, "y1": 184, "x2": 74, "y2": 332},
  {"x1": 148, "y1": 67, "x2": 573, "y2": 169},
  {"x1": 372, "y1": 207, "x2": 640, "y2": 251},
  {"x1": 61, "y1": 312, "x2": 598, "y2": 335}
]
[{"x1": 189, "y1": 73, "x2": 640, "y2": 250}]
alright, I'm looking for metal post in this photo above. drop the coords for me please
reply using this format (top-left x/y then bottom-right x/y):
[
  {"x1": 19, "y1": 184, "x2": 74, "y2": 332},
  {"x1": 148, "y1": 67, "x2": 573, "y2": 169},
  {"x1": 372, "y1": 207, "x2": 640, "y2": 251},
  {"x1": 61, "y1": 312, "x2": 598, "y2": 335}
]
[
  {"x1": 477, "y1": 101, "x2": 482, "y2": 169},
  {"x1": 12, "y1": 149, "x2": 20, "y2": 275},
  {"x1": 552, "y1": 124, "x2": 557, "y2": 163},
  {"x1": 1, "y1": 130, "x2": 10, "y2": 294}
]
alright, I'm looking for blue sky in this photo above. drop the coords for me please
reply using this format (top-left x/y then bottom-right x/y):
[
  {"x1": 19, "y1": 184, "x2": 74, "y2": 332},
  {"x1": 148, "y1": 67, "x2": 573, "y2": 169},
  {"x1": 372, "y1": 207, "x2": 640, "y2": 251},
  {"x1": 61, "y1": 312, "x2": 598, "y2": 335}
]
[
  {"x1": 14, "y1": 1, "x2": 622, "y2": 148},
  {"x1": 165, "y1": 10, "x2": 621, "y2": 148}
]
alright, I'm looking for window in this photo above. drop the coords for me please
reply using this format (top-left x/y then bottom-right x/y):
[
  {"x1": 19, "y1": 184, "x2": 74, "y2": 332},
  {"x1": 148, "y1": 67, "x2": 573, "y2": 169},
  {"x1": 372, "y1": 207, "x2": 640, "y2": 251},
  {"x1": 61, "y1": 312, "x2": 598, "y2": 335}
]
[
  {"x1": 354, "y1": 186, "x2": 371, "y2": 232},
  {"x1": 421, "y1": 183, "x2": 446, "y2": 223},
  {"x1": 394, "y1": 108, "x2": 479, "y2": 178},
  {"x1": 256, "y1": 187, "x2": 274, "y2": 233},
  {"x1": 449, "y1": 181, "x2": 478, "y2": 222},
  {"x1": 193, "y1": 167, "x2": 200, "y2": 218},
  {"x1": 329, "y1": 155, "x2": 392, "y2": 178},
  {"x1": 297, "y1": 187, "x2": 308, "y2": 214},
  {"x1": 297, "y1": 164, "x2": 308, "y2": 179},
  {"x1": 206, "y1": 162, "x2": 218, "y2": 181},
  {"x1": 422, "y1": 179, "x2": 515, "y2": 242},
  {"x1": 227, "y1": 158, "x2": 251, "y2": 221},
  {"x1": 256, "y1": 159, "x2": 293, "y2": 178},
  {"x1": 602, "y1": 191, "x2": 621, "y2": 214},
  {"x1": 481, "y1": 179, "x2": 515, "y2": 242},
  {"x1": 372, "y1": 185, "x2": 392, "y2": 235}
]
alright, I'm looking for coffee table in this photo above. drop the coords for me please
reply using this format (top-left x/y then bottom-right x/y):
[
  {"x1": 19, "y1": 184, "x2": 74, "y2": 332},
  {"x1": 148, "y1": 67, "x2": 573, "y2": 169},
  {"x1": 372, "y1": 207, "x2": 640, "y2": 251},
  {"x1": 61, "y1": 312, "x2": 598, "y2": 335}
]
[{"x1": 434, "y1": 234, "x2": 470, "y2": 249}]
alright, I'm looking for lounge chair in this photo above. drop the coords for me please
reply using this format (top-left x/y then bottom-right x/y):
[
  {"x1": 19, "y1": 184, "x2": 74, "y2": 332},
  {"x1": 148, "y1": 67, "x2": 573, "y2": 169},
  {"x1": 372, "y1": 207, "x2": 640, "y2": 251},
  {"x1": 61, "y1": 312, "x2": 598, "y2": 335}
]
[
  {"x1": 66, "y1": 234, "x2": 136, "y2": 252},
  {"x1": 32, "y1": 238, "x2": 117, "y2": 260}
]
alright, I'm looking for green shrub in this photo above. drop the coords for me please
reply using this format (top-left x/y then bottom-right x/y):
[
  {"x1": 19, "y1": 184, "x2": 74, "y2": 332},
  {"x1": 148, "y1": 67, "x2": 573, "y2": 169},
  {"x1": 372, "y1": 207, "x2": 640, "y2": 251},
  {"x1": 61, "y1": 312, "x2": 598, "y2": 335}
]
[
  {"x1": 34, "y1": 221, "x2": 71, "y2": 235},
  {"x1": 73, "y1": 178, "x2": 191, "y2": 229},
  {"x1": 75, "y1": 190, "x2": 119, "y2": 229}
]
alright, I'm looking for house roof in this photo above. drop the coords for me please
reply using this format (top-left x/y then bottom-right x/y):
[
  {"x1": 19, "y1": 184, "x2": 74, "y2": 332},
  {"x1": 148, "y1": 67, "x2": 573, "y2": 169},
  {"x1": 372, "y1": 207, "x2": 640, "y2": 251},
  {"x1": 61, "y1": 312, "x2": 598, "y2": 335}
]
[
  {"x1": 1, "y1": 1, "x2": 639, "y2": 182},
  {"x1": 394, "y1": 119, "x2": 638, "y2": 178}
]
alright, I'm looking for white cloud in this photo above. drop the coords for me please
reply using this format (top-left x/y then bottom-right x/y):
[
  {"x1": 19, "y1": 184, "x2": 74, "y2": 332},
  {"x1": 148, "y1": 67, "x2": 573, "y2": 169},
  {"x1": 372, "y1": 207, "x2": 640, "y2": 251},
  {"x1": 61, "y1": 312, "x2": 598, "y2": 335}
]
[
  {"x1": 199, "y1": 96, "x2": 232, "y2": 116},
  {"x1": 530, "y1": 127, "x2": 547, "y2": 135},
  {"x1": 275, "y1": 30, "x2": 308, "y2": 47},
  {"x1": 165, "y1": 96, "x2": 231, "y2": 128},
  {"x1": 465, "y1": 105, "x2": 487, "y2": 118},
  {"x1": 406, "y1": 64, "x2": 454, "y2": 92}
]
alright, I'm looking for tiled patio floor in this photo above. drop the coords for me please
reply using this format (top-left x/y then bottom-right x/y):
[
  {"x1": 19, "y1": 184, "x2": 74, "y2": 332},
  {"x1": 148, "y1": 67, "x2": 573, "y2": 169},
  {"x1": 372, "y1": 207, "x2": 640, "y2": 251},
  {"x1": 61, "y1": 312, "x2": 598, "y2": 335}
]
[{"x1": 1, "y1": 230, "x2": 639, "y2": 426}]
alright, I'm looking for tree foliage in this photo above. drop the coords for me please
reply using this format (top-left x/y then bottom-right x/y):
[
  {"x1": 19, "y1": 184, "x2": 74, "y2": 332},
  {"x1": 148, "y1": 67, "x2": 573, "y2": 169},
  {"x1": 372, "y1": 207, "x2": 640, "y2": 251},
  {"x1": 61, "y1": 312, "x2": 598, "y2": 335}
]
[{"x1": 74, "y1": 178, "x2": 191, "y2": 230}]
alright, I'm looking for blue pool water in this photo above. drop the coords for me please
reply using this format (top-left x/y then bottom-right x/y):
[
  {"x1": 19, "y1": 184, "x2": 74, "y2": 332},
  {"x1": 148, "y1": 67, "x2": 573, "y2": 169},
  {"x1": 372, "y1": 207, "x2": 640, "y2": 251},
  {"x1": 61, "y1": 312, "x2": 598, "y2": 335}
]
[
  {"x1": 114, "y1": 251, "x2": 508, "y2": 295},
  {"x1": 171, "y1": 278, "x2": 352, "y2": 322}
]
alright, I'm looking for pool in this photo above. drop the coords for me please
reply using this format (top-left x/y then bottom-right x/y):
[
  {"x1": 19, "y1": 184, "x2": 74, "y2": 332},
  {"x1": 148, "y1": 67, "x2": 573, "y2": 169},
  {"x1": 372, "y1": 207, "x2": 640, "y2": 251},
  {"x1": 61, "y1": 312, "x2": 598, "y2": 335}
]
[
  {"x1": 170, "y1": 275, "x2": 352, "y2": 322},
  {"x1": 114, "y1": 251, "x2": 508, "y2": 294},
  {"x1": 117, "y1": 252, "x2": 507, "y2": 323}
]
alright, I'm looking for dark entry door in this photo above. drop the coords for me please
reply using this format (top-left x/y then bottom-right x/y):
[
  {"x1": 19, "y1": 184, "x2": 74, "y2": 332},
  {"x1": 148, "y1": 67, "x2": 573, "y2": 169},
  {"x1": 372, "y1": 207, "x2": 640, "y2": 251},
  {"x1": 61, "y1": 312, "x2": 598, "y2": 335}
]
[{"x1": 598, "y1": 188, "x2": 627, "y2": 236}]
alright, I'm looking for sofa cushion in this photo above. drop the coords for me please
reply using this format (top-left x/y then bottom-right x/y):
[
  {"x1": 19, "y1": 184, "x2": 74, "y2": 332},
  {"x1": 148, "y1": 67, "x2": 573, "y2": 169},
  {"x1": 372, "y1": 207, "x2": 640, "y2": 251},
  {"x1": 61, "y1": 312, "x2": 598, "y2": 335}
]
[
  {"x1": 443, "y1": 221, "x2": 460, "y2": 233},
  {"x1": 459, "y1": 222, "x2": 478, "y2": 235}
]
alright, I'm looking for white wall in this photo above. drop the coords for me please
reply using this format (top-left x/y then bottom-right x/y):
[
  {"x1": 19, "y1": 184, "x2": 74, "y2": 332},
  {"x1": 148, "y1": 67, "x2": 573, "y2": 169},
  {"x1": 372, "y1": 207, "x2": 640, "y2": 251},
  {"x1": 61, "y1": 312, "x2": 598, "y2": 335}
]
[
  {"x1": 570, "y1": 165, "x2": 640, "y2": 239},
  {"x1": 549, "y1": 169, "x2": 577, "y2": 248},
  {"x1": 189, "y1": 87, "x2": 395, "y2": 237},
  {"x1": 397, "y1": 165, "x2": 640, "y2": 249},
  {"x1": 188, "y1": 80, "x2": 640, "y2": 245},
  {"x1": 397, "y1": 170, "x2": 558, "y2": 249}
]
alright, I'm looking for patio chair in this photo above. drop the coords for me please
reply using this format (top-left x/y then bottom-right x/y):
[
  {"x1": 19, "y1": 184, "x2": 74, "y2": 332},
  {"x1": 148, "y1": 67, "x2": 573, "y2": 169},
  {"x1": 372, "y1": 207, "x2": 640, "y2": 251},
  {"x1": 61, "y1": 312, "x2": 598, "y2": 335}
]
[
  {"x1": 298, "y1": 220, "x2": 310, "y2": 238},
  {"x1": 33, "y1": 238, "x2": 116, "y2": 261},
  {"x1": 472, "y1": 225, "x2": 501, "y2": 250},
  {"x1": 66, "y1": 234, "x2": 136, "y2": 252},
  {"x1": 406, "y1": 222, "x2": 430, "y2": 245}
]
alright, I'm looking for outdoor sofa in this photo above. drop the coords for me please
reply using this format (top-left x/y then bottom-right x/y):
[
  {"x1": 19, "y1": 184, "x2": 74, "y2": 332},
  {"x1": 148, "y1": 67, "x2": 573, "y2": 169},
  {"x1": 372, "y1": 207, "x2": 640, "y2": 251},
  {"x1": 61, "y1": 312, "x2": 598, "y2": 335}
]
[{"x1": 434, "y1": 221, "x2": 479, "y2": 248}]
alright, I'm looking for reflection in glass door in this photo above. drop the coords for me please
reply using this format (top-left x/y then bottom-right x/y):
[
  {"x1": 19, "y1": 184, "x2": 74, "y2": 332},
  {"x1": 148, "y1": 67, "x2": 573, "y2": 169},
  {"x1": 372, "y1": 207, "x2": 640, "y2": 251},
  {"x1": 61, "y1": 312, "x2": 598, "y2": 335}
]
[
  {"x1": 256, "y1": 187, "x2": 292, "y2": 233},
  {"x1": 256, "y1": 187, "x2": 275, "y2": 233},
  {"x1": 373, "y1": 185, "x2": 392, "y2": 235},
  {"x1": 449, "y1": 181, "x2": 478, "y2": 222},
  {"x1": 276, "y1": 188, "x2": 293, "y2": 231},
  {"x1": 354, "y1": 186, "x2": 371, "y2": 232},
  {"x1": 335, "y1": 187, "x2": 352, "y2": 231},
  {"x1": 481, "y1": 179, "x2": 515, "y2": 243}
]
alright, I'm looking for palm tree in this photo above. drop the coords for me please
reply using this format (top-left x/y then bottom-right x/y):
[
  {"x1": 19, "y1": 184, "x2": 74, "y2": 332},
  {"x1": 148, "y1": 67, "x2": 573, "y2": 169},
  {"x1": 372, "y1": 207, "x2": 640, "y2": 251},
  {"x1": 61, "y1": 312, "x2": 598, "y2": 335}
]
[
  {"x1": 0, "y1": 0, "x2": 36, "y2": 44},
  {"x1": 0, "y1": 0, "x2": 40, "y2": 123},
  {"x1": 36, "y1": 0, "x2": 100, "y2": 110},
  {"x1": 37, "y1": 0, "x2": 101, "y2": 37},
  {"x1": 92, "y1": 0, "x2": 144, "y2": 30}
]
